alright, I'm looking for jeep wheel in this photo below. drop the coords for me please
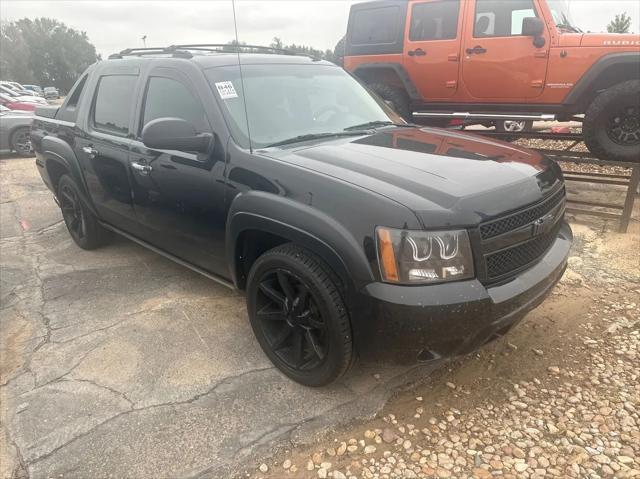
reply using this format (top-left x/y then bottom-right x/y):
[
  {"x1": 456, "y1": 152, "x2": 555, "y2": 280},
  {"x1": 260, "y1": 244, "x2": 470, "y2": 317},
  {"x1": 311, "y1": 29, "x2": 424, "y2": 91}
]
[
  {"x1": 58, "y1": 175, "x2": 113, "y2": 250},
  {"x1": 10, "y1": 127, "x2": 33, "y2": 157},
  {"x1": 583, "y1": 80, "x2": 640, "y2": 162},
  {"x1": 496, "y1": 120, "x2": 533, "y2": 133},
  {"x1": 368, "y1": 83, "x2": 412, "y2": 121},
  {"x1": 246, "y1": 244, "x2": 353, "y2": 386}
]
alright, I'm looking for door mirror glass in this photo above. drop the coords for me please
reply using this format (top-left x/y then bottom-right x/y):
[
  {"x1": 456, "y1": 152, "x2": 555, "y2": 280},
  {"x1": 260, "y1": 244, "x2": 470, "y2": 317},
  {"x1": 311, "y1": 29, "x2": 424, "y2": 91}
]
[
  {"x1": 141, "y1": 117, "x2": 211, "y2": 152},
  {"x1": 522, "y1": 17, "x2": 544, "y2": 36}
]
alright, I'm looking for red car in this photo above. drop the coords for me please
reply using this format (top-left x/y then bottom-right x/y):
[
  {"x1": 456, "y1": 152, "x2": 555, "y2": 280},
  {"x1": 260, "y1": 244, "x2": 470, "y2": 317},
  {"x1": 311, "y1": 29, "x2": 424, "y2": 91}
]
[{"x1": 0, "y1": 93, "x2": 37, "y2": 111}]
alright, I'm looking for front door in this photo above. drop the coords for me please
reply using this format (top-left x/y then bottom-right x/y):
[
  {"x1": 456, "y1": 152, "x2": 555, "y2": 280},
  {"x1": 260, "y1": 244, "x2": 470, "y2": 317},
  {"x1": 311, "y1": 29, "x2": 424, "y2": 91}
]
[
  {"x1": 403, "y1": 0, "x2": 463, "y2": 100},
  {"x1": 461, "y1": 0, "x2": 550, "y2": 100},
  {"x1": 76, "y1": 72, "x2": 141, "y2": 235},
  {"x1": 128, "y1": 69, "x2": 228, "y2": 276}
]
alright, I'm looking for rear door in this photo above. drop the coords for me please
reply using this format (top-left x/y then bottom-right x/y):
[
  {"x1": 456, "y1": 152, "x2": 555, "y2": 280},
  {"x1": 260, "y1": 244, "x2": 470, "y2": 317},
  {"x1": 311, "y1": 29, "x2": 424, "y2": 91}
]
[
  {"x1": 128, "y1": 67, "x2": 228, "y2": 276},
  {"x1": 403, "y1": 0, "x2": 464, "y2": 99},
  {"x1": 461, "y1": 0, "x2": 550, "y2": 100},
  {"x1": 76, "y1": 68, "x2": 142, "y2": 235}
]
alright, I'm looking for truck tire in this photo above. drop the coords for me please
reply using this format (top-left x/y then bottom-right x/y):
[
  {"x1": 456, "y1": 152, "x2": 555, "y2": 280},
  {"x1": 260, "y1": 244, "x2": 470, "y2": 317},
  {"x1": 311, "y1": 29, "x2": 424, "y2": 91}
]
[
  {"x1": 10, "y1": 127, "x2": 33, "y2": 157},
  {"x1": 583, "y1": 80, "x2": 640, "y2": 162},
  {"x1": 368, "y1": 83, "x2": 412, "y2": 121},
  {"x1": 246, "y1": 244, "x2": 353, "y2": 386},
  {"x1": 57, "y1": 174, "x2": 113, "y2": 250}
]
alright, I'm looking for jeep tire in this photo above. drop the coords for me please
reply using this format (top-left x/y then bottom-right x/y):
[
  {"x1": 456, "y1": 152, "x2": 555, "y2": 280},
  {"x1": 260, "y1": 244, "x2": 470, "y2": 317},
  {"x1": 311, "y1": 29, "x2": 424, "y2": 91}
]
[
  {"x1": 583, "y1": 80, "x2": 640, "y2": 162},
  {"x1": 246, "y1": 244, "x2": 353, "y2": 386},
  {"x1": 367, "y1": 83, "x2": 412, "y2": 121}
]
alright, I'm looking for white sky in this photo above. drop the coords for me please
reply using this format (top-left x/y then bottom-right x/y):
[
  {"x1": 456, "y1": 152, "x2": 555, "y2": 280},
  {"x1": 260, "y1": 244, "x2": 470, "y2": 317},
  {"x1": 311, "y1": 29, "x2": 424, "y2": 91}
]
[{"x1": 2, "y1": 0, "x2": 639, "y2": 58}]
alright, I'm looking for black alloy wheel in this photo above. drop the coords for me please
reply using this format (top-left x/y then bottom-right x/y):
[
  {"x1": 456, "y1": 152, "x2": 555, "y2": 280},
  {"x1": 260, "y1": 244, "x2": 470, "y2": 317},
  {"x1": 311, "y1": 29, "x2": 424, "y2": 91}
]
[
  {"x1": 255, "y1": 269, "x2": 328, "y2": 371},
  {"x1": 246, "y1": 244, "x2": 353, "y2": 386},
  {"x1": 59, "y1": 182, "x2": 87, "y2": 243},
  {"x1": 606, "y1": 106, "x2": 640, "y2": 146}
]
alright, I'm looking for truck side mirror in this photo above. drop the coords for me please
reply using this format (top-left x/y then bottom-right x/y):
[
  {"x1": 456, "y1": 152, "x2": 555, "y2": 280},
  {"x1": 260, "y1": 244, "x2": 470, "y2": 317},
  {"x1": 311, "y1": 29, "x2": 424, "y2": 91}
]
[
  {"x1": 522, "y1": 17, "x2": 546, "y2": 48},
  {"x1": 141, "y1": 117, "x2": 211, "y2": 153}
]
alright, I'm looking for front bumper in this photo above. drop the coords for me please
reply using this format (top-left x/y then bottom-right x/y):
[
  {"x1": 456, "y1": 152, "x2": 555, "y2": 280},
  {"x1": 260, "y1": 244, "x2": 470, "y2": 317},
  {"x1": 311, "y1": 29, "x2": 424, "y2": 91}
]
[{"x1": 352, "y1": 222, "x2": 572, "y2": 363}]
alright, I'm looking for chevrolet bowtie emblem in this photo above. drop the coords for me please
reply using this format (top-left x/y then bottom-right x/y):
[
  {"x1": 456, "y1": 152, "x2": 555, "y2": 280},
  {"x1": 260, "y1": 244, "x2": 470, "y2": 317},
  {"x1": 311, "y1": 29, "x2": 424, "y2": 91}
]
[{"x1": 532, "y1": 212, "x2": 556, "y2": 236}]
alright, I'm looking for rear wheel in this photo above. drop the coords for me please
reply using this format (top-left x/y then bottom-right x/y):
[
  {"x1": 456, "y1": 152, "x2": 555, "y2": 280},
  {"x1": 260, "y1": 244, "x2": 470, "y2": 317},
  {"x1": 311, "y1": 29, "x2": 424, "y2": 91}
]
[
  {"x1": 10, "y1": 127, "x2": 33, "y2": 157},
  {"x1": 246, "y1": 244, "x2": 353, "y2": 386},
  {"x1": 367, "y1": 82, "x2": 412, "y2": 121},
  {"x1": 583, "y1": 80, "x2": 640, "y2": 162},
  {"x1": 57, "y1": 175, "x2": 113, "y2": 250}
]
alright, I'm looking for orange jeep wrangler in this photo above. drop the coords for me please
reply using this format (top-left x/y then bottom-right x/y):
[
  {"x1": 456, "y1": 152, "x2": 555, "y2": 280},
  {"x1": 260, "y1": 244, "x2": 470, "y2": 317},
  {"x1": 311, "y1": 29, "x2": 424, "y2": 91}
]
[{"x1": 343, "y1": 0, "x2": 640, "y2": 162}]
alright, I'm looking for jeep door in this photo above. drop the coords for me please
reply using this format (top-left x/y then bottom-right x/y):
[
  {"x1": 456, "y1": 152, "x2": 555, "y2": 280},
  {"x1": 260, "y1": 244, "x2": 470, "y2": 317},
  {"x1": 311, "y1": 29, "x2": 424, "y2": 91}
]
[
  {"x1": 403, "y1": 0, "x2": 464, "y2": 99},
  {"x1": 75, "y1": 67, "x2": 143, "y2": 236},
  {"x1": 461, "y1": 0, "x2": 550, "y2": 100},
  {"x1": 128, "y1": 67, "x2": 229, "y2": 276}
]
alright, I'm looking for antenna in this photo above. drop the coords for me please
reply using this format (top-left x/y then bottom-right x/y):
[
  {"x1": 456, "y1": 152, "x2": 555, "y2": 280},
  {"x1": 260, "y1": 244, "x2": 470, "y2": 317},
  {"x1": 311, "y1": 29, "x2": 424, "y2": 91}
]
[{"x1": 231, "y1": 0, "x2": 253, "y2": 153}]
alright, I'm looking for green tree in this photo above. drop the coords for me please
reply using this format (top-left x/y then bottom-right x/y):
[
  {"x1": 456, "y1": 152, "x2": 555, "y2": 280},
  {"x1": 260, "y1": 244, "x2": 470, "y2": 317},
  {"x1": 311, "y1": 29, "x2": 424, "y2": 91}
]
[
  {"x1": 0, "y1": 17, "x2": 98, "y2": 92},
  {"x1": 607, "y1": 12, "x2": 632, "y2": 33}
]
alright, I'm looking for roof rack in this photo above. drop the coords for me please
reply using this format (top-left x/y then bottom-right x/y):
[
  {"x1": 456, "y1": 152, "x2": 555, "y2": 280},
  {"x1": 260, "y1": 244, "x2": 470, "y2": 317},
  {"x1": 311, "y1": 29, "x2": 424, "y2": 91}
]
[{"x1": 108, "y1": 44, "x2": 320, "y2": 60}]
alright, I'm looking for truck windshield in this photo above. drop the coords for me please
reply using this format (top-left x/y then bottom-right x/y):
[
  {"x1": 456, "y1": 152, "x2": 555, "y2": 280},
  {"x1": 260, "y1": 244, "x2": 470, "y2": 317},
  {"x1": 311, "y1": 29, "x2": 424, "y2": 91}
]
[
  {"x1": 546, "y1": 0, "x2": 582, "y2": 33},
  {"x1": 206, "y1": 63, "x2": 403, "y2": 149}
]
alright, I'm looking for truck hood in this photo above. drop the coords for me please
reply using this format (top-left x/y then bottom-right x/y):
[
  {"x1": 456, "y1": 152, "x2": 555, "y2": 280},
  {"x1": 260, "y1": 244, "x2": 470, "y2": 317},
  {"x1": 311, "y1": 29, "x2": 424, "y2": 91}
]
[
  {"x1": 580, "y1": 33, "x2": 640, "y2": 48},
  {"x1": 264, "y1": 127, "x2": 563, "y2": 225}
]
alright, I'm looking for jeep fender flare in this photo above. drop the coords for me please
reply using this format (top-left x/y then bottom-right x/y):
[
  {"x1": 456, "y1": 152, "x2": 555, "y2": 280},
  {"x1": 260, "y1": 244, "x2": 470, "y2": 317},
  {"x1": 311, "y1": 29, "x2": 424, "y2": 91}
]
[
  {"x1": 226, "y1": 191, "x2": 375, "y2": 292},
  {"x1": 563, "y1": 52, "x2": 640, "y2": 111},
  {"x1": 40, "y1": 135, "x2": 98, "y2": 216},
  {"x1": 352, "y1": 63, "x2": 421, "y2": 101}
]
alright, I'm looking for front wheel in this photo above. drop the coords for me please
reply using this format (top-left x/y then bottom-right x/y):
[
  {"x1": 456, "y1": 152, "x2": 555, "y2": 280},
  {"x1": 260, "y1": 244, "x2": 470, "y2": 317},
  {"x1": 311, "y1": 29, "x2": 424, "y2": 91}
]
[
  {"x1": 583, "y1": 80, "x2": 640, "y2": 162},
  {"x1": 246, "y1": 244, "x2": 353, "y2": 386}
]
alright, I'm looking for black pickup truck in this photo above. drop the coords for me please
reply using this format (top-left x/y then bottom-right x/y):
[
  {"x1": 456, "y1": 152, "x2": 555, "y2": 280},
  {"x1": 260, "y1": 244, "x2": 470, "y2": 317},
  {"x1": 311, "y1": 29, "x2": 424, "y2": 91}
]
[{"x1": 32, "y1": 45, "x2": 572, "y2": 386}]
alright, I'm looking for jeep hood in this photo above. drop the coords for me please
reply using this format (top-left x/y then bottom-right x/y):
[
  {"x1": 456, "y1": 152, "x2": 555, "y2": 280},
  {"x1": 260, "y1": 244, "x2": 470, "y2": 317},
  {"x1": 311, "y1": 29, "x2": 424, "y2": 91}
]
[
  {"x1": 264, "y1": 128, "x2": 563, "y2": 224},
  {"x1": 580, "y1": 33, "x2": 640, "y2": 48}
]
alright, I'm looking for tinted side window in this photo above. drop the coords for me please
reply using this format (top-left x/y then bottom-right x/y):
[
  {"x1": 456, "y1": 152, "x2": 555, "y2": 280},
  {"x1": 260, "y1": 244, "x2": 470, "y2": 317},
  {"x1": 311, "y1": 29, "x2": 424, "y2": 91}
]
[
  {"x1": 474, "y1": 0, "x2": 538, "y2": 37},
  {"x1": 141, "y1": 77, "x2": 208, "y2": 133},
  {"x1": 409, "y1": 1, "x2": 460, "y2": 41},
  {"x1": 93, "y1": 75, "x2": 137, "y2": 135},
  {"x1": 351, "y1": 6, "x2": 400, "y2": 45}
]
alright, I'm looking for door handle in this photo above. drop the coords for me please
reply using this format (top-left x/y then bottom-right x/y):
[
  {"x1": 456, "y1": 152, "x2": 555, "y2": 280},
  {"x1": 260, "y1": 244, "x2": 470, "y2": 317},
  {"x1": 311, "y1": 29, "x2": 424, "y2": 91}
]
[
  {"x1": 466, "y1": 46, "x2": 487, "y2": 54},
  {"x1": 82, "y1": 146, "x2": 98, "y2": 159},
  {"x1": 408, "y1": 48, "x2": 426, "y2": 57},
  {"x1": 131, "y1": 161, "x2": 153, "y2": 175}
]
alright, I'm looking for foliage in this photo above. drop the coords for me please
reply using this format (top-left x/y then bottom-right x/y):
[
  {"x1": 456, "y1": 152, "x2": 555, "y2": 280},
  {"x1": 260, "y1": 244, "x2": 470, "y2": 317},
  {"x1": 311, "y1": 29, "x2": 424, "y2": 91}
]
[
  {"x1": 0, "y1": 18, "x2": 98, "y2": 92},
  {"x1": 607, "y1": 12, "x2": 632, "y2": 33}
]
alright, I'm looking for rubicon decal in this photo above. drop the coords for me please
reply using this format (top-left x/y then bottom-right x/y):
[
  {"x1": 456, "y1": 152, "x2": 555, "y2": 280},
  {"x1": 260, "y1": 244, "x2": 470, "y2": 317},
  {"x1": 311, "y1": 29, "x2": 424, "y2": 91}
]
[
  {"x1": 603, "y1": 40, "x2": 640, "y2": 46},
  {"x1": 546, "y1": 83, "x2": 574, "y2": 89}
]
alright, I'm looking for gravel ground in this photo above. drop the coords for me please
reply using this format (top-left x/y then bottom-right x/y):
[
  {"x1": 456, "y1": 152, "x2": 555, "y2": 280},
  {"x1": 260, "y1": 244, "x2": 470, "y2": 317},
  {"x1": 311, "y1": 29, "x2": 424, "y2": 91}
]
[{"x1": 245, "y1": 215, "x2": 640, "y2": 478}]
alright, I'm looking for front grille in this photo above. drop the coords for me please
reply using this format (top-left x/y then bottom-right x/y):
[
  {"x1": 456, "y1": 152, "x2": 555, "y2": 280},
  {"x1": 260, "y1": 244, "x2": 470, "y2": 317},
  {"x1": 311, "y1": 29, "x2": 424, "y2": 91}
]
[
  {"x1": 485, "y1": 218, "x2": 562, "y2": 279},
  {"x1": 480, "y1": 187, "x2": 566, "y2": 240}
]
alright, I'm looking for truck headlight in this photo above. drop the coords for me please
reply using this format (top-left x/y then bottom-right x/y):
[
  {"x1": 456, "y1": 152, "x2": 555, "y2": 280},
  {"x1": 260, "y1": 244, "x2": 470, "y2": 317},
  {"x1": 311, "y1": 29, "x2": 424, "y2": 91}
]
[{"x1": 376, "y1": 227, "x2": 474, "y2": 284}]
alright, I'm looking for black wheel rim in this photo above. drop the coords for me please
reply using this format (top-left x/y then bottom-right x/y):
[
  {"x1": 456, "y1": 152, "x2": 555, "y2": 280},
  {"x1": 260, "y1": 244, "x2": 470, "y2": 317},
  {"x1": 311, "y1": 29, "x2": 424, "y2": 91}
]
[
  {"x1": 13, "y1": 130, "x2": 32, "y2": 155},
  {"x1": 607, "y1": 106, "x2": 640, "y2": 146},
  {"x1": 59, "y1": 184, "x2": 86, "y2": 240},
  {"x1": 255, "y1": 269, "x2": 328, "y2": 371}
]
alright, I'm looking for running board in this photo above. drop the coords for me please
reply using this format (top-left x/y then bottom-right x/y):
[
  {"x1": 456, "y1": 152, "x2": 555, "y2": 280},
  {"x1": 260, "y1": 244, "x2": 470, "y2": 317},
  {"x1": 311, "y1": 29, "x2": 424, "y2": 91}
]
[{"x1": 412, "y1": 112, "x2": 556, "y2": 121}]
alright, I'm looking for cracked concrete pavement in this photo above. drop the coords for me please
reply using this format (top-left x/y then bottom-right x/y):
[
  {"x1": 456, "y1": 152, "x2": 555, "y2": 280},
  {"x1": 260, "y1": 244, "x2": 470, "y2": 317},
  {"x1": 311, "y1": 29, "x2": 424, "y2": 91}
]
[{"x1": 0, "y1": 156, "x2": 437, "y2": 479}]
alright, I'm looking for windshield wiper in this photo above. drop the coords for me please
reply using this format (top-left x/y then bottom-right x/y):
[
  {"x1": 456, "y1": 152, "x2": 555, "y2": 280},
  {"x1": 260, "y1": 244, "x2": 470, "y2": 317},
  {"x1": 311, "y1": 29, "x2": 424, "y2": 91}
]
[
  {"x1": 265, "y1": 131, "x2": 366, "y2": 148},
  {"x1": 343, "y1": 120, "x2": 409, "y2": 131},
  {"x1": 556, "y1": 23, "x2": 581, "y2": 33}
]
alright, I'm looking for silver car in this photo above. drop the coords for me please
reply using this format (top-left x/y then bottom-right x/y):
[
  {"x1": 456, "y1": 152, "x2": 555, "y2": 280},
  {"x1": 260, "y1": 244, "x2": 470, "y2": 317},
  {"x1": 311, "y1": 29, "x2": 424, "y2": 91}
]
[{"x1": 0, "y1": 105, "x2": 33, "y2": 157}]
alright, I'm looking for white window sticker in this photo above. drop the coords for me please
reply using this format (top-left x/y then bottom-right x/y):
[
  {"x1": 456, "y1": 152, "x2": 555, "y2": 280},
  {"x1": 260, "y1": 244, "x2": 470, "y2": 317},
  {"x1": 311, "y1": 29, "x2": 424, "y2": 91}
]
[{"x1": 215, "y1": 81, "x2": 238, "y2": 99}]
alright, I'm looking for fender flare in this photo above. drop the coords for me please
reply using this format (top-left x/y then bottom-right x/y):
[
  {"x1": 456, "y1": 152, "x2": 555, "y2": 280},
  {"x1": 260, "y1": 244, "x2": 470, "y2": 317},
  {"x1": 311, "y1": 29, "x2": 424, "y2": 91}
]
[
  {"x1": 226, "y1": 191, "x2": 375, "y2": 291},
  {"x1": 563, "y1": 52, "x2": 640, "y2": 109},
  {"x1": 41, "y1": 135, "x2": 99, "y2": 216},
  {"x1": 352, "y1": 63, "x2": 421, "y2": 100}
]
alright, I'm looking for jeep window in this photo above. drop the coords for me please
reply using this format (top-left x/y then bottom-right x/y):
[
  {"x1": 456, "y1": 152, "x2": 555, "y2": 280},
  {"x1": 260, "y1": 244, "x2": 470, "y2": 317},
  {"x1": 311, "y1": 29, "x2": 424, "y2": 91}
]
[
  {"x1": 141, "y1": 77, "x2": 209, "y2": 134},
  {"x1": 351, "y1": 6, "x2": 399, "y2": 45},
  {"x1": 474, "y1": 0, "x2": 538, "y2": 38},
  {"x1": 409, "y1": 0, "x2": 460, "y2": 41},
  {"x1": 92, "y1": 75, "x2": 137, "y2": 136},
  {"x1": 546, "y1": 0, "x2": 582, "y2": 33},
  {"x1": 206, "y1": 64, "x2": 401, "y2": 149}
]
